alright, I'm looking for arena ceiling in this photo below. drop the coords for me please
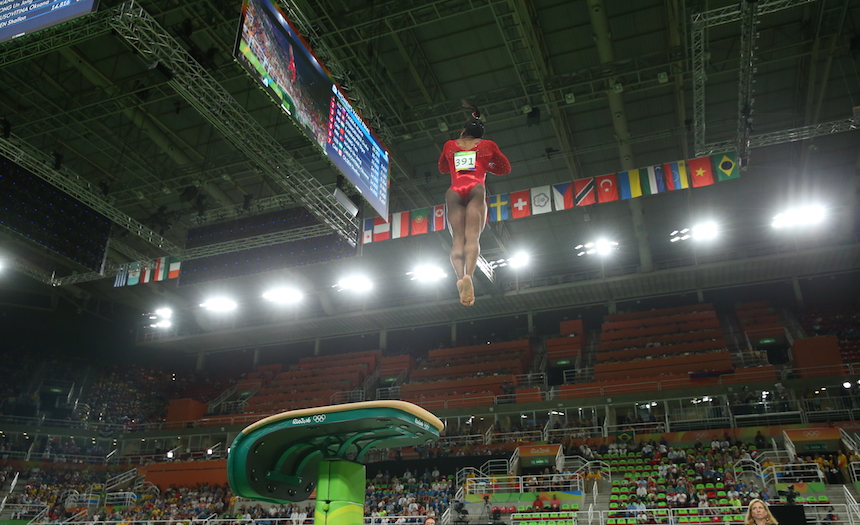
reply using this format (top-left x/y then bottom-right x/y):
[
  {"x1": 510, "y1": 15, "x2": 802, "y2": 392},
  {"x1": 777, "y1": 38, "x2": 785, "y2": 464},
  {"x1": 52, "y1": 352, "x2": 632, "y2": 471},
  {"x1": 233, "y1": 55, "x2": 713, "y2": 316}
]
[{"x1": 0, "y1": 0, "x2": 859, "y2": 351}]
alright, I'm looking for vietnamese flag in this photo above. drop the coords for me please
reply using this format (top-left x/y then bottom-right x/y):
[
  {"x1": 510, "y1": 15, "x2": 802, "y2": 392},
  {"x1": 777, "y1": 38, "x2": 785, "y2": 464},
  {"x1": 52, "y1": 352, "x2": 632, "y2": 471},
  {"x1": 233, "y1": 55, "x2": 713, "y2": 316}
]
[{"x1": 688, "y1": 156, "x2": 715, "y2": 187}]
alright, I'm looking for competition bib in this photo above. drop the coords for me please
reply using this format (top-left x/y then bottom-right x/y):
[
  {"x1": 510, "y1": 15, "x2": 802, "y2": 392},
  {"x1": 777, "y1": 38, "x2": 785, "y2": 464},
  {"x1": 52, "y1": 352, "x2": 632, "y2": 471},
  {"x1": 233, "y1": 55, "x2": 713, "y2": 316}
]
[{"x1": 454, "y1": 151, "x2": 477, "y2": 172}]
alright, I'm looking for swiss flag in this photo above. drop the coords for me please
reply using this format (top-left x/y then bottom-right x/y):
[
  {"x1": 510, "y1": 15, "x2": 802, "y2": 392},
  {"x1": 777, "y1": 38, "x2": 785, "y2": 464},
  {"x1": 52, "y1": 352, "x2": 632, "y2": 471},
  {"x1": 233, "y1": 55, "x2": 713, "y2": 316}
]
[
  {"x1": 509, "y1": 190, "x2": 531, "y2": 219},
  {"x1": 595, "y1": 173, "x2": 619, "y2": 203}
]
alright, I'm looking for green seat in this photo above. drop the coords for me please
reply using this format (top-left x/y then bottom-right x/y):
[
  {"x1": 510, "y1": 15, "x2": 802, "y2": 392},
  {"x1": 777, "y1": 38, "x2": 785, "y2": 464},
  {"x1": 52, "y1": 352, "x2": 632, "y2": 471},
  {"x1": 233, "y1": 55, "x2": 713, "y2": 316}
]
[
  {"x1": 679, "y1": 518, "x2": 689, "y2": 524},
  {"x1": 607, "y1": 519, "x2": 617, "y2": 525},
  {"x1": 818, "y1": 495, "x2": 830, "y2": 503}
]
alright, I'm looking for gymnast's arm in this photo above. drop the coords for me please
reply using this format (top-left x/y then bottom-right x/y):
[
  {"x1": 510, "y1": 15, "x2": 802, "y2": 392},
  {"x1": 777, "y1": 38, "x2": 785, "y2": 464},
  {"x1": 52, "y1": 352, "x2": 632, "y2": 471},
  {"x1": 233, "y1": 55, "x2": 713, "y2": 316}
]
[
  {"x1": 438, "y1": 142, "x2": 452, "y2": 174},
  {"x1": 487, "y1": 141, "x2": 511, "y2": 175}
]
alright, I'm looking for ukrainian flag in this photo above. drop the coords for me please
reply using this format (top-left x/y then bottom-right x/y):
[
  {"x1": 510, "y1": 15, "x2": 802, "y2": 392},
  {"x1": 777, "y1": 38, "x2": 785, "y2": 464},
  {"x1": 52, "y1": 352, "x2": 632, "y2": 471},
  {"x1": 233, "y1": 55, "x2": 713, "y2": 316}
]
[{"x1": 617, "y1": 169, "x2": 643, "y2": 200}]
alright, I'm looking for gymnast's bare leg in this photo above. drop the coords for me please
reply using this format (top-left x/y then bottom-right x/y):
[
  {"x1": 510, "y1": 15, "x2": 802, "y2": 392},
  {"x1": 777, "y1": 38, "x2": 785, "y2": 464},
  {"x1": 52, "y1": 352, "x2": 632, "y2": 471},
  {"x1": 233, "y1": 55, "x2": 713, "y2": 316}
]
[{"x1": 447, "y1": 184, "x2": 486, "y2": 306}]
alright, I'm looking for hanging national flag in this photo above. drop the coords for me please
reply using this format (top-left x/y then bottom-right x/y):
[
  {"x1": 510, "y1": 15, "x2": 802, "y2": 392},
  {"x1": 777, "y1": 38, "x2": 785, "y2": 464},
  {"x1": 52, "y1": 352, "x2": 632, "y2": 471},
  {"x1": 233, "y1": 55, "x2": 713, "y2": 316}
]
[
  {"x1": 663, "y1": 160, "x2": 690, "y2": 190},
  {"x1": 617, "y1": 169, "x2": 643, "y2": 200},
  {"x1": 654, "y1": 165, "x2": 667, "y2": 193},
  {"x1": 113, "y1": 264, "x2": 128, "y2": 288},
  {"x1": 140, "y1": 263, "x2": 153, "y2": 284},
  {"x1": 372, "y1": 216, "x2": 390, "y2": 242},
  {"x1": 167, "y1": 257, "x2": 181, "y2": 279},
  {"x1": 595, "y1": 173, "x2": 619, "y2": 203},
  {"x1": 688, "y1": 156, "x2": 715, "y2": 187},
  {"x1": 509, "y1": 190, "x2": 531, "y2": 219},
  {"x1": 411, "y1": 208, "x2": 429, "y2": 235},
  {"x1": 153, "y1": 256, "x2": 169, "y2": 281},
  {"x1": 574, "y1": 178, "x2": 595, "y2": 206},
  {"x1": 431, "y1": 204, "x2": 446, "y2": 232},
  {"x1": 488, "y1": 194, "x2": 510, "y2": 222},
  {"x1": 640, "y1": 166, "x2": 661, "y2": 195},
  {"x1": 530, "y1": 186, "x2": 552, "y2": 215},
  {"x1": 391, "y1": 211, "x2": 410, "y2": 239},
  {"x1": 552, "y1": 182, "x2": 574, "y2": 210},
  {"x1": 713, "y1": 151, "x2": 740, "y2": 182},
  {"x1": 127, "y1": 262, "x2": 141, "y2": 286},
  {"x1": 362, "y1": 218, "x2": 374, "y2": 244}
]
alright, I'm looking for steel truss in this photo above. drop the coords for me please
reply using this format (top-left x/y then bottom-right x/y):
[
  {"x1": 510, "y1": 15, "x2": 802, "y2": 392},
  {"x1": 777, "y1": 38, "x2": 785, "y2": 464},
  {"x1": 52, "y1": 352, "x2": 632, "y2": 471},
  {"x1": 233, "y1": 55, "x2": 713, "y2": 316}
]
[
  {"x1": 109, "y1": 3, "x2": 358, "y2": 246},
  {"x1": 698, "y1": 118, "x2": 860, "y2": 156},
  {"x1": 0, "y1": 135, "x2": 182, "y2": 253},
  {"x1": 691, "y1": 0, "x2": 819, "y2": 157},
  {"x1": 49, "y1": 224, "x2": 336, "y2": 286}
]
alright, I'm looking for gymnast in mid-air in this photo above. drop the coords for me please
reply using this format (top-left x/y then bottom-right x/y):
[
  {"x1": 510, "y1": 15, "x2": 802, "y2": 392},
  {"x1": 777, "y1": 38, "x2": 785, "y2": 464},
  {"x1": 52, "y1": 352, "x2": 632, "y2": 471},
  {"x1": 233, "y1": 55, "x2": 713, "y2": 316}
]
[{"x1": 438, "y1": 101, "x2": 511, "y2": 306}]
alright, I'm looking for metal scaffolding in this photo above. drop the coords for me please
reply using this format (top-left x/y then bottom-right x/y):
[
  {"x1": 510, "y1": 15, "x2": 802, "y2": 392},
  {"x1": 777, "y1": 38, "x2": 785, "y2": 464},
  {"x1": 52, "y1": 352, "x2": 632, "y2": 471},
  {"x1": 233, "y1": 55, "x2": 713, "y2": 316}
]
[
  {"x1": 735, "y1": 0, "x2": 759, "y2": 166},
  {"x1": 49, "y1": 224, "x2": 336, "y2": 286},
  {"x1": 691, "y1": 0, "x2": 819, "y2": 157},
  {"x1": 0, "y1": 134, "x2": 183, "y2": 253},
  {"x1": 109, "y1": 2, "x2": 359, "y2": 246}
]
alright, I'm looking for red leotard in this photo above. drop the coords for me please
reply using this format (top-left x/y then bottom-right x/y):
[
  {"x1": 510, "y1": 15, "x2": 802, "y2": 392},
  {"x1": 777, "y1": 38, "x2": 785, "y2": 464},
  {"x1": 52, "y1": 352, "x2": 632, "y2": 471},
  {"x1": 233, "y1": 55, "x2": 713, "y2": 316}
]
[{"x1": 438, "y1": 139, "x2": 511, "y2": 202}]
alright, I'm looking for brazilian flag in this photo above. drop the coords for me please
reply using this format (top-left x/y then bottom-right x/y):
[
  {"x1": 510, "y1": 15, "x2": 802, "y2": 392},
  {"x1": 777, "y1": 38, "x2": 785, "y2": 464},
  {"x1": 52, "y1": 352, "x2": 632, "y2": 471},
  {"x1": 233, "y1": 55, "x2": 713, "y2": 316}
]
[
  {"x1": 616, "y1": 430, "x2": 635, "y2": 443},
  {"x1": 712, "y1": 152, "x2": 740, "y2": 182}
]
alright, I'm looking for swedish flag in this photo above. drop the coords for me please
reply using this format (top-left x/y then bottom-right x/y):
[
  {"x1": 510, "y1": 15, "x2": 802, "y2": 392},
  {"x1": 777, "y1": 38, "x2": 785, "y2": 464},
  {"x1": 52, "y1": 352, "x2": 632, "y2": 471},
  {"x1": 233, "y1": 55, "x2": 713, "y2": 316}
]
[{"x1": 488, "y1": 194, "x2": 510, "y2": 222}]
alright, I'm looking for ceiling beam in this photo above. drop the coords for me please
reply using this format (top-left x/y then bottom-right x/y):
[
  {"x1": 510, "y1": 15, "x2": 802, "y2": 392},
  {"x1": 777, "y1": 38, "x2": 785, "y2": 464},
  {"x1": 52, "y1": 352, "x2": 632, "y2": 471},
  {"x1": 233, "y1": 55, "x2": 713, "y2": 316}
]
[{"x1": 108, "y1": 2, "x2": 358, "y2": 245}]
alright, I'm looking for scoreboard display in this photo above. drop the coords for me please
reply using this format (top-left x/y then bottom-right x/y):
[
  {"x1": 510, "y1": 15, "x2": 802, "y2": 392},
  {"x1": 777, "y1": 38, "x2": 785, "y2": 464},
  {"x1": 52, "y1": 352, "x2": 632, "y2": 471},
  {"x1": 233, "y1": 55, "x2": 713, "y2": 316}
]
[
  {"x1": 234, "y1": 0, "x2": 391, "y2": 218},
  {"x1": 0, "y1": 0, "x2": 99, "y2": 44}
]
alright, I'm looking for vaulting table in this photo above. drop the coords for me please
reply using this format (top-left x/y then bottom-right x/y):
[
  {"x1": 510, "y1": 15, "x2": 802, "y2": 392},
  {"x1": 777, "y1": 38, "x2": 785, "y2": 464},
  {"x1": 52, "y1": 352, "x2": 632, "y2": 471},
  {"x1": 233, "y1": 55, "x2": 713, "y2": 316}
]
[{"x1": 228, "y1": 400, "x2": 444, "y2": 525}]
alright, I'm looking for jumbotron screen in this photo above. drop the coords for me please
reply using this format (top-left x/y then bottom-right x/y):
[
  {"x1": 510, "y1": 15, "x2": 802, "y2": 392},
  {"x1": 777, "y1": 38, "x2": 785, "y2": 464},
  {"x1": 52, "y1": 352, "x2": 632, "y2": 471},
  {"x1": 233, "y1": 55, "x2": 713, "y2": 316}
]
[
  {"x1": 0, "y1": 0, "x2": 100, "y2": 44},
  {"x1": 234, "y1": 0, "x2": 391, "y2": 218}
]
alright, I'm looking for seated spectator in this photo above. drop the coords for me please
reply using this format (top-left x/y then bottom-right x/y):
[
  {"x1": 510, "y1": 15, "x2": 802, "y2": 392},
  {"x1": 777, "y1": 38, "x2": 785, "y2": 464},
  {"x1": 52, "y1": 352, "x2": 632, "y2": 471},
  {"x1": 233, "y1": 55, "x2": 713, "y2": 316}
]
[
  {"x1": 533, "y1": 495, "x2": 544, "y2": 511},
  {"x1": 550, "y1": 494, "x2": 561, "y2": 511}
]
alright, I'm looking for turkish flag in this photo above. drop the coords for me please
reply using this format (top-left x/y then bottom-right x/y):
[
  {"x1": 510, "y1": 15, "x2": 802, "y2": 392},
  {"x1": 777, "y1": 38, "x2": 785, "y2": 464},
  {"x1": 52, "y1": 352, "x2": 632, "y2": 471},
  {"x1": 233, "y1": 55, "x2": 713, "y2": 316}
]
[{"x1": 595, "y1": 173, "x2": 619, "y2": 203}]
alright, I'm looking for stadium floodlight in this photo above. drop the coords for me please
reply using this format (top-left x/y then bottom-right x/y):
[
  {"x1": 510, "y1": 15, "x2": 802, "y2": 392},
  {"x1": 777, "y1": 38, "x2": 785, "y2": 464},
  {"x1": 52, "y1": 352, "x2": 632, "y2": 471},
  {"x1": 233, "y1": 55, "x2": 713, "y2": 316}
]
[
  {"x1": 407, "y1": 265, "x2": 447, "y2": 282},
  {"x1": 155, "y1": 307, "x2": 173, "y2": 318},
  {"x1": 772, "y1": 205, "x2": 826, "y2": 229},
  {"x1": 488, "y1": 258, "x2": 508, "y2": 269},
  {"x1": 154, "y1": 320, "x2": 172, "y2": 329},
  {"x1": 669, "y1": 229, "x2": 691, "y2": 242},
  {"x1": 335, "y1": 275, "x2": 372, "y2": 292},
  {"x1": 508, "y1": 252, "x2": 530, "y2": 268},
  {"x1": 263, "y1": 287, "x2": 303, "y2": 304},
  {"x1": 576, "y1": 239, "x2": 617, "y2": 256},
  {"x1": 200, "y1": 297, "x2": 237, "y2": 312},
  {"x1": 692, "y1": 221, "x2": 718, "y2": 240},
  {"x1": 843, "y1": 381, "x2": 852, "y2": 389},
  {"x1": 671, "y1": 222, "x2": 719, "y2": 242}
]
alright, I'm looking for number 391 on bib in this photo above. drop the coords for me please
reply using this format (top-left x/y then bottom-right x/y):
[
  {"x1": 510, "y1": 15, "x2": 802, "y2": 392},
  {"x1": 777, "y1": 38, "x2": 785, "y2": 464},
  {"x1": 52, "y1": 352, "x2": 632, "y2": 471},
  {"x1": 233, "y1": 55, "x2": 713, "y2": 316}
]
[{"x1": 454, "y1": 151, "x2": 477, "y2": 172}]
